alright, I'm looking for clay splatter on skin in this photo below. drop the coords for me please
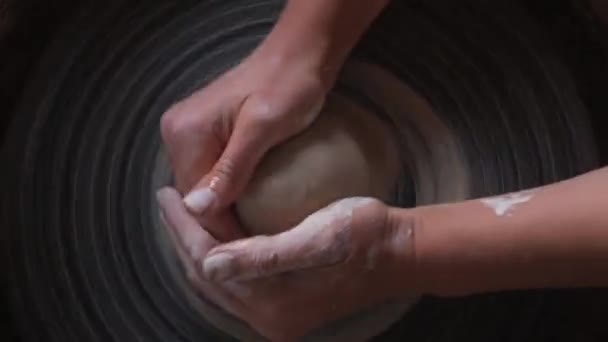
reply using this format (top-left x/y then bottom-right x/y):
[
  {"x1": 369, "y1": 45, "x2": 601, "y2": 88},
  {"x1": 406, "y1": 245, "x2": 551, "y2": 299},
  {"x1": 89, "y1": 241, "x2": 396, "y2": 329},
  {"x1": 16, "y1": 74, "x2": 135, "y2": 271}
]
[
  {"x1": 204, "y1": 197, "x2": 376, "y2": 282},
  {"x1": 279, "y1": 197, "x2": 376, "y2": 270},
  {"x1": 481, "y1": 191, "x2": 534, "y2": 217}
]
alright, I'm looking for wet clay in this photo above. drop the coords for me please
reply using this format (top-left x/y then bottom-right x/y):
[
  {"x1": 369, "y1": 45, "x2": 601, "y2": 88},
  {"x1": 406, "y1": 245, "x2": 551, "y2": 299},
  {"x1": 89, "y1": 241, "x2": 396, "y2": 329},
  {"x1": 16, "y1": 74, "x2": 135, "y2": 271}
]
[{"x1": 235, "y1": 93, "x2": 401, "y2": 236}]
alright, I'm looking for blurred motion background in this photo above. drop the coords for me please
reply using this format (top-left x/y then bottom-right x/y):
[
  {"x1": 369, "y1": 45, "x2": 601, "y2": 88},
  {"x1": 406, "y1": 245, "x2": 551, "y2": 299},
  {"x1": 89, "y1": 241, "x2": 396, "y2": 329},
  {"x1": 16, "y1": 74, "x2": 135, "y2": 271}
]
[{"x1": 0, "y1": 0, "x2": 607, "y2": 341}]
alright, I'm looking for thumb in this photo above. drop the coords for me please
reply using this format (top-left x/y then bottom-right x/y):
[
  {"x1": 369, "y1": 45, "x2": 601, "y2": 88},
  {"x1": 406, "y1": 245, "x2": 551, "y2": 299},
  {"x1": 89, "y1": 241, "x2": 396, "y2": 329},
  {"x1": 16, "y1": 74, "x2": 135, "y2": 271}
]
[
  {"x1": 183, "y1": 91, "x2": 325, "y2": 216},
  {"x1": 182, "y1": 113, "x2": 275, "y2": 216},
  {"x1": 202, "y1": 204, "x2": 356, "y2": 282}
]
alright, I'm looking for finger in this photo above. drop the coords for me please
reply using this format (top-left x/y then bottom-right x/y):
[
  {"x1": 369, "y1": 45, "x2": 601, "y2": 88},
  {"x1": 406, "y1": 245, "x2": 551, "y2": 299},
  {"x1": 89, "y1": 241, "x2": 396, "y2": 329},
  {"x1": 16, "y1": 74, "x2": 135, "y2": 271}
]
[
  {"x1": 161, "y1": 102, "x2": 224, "y2": 194},
  {"x1": 159, "y1": 202, "x2": 247, "y2": 321},
  {"x1": 156, "y1": 187, "x2": 218, "y2": 259},
  {"x1": 182, "y1": 113, "x2": 273, "y2": 216},
  {"x1": 157, "y1": 188, "x2": 248, "y2": 313},
  {"x1": 182, "y1": 90, "x2": 323, "y2": 216},
  {"x1": 198, "y1": 210, "x2": 246, "y2": 243},
  {"x1": 181, "y1": 114, "x2": 271, "y2": 242},
  {"x1": 171, "y1": 135, "x2": 222, "y2": 195},
  {"x1": 202, "y1": 203, "x2": 356, "y2": 282}
]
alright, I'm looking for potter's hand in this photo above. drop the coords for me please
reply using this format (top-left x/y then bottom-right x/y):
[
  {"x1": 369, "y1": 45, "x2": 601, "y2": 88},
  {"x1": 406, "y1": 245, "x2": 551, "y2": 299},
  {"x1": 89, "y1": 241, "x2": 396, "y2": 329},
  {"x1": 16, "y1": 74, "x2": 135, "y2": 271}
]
[
  {"x1": 160, "y1": 47, "x2": 327, "y2": 241},
  {"x1": 157, "y1": 187, "x2": 416, "y2": 341},
  {"x1": 159, "y1": 0, "x2": 389, "y2": 241}
]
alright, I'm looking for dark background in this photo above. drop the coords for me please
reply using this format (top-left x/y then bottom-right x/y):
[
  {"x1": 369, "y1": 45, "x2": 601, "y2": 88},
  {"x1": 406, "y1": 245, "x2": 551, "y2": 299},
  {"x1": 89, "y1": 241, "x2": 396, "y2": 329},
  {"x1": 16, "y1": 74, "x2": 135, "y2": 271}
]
[
  {"x1": 1, "y1": 0, "x2": 607, "y2": 162},
  {"x1": 0, "y1": 0, "x2": 607, "y2": 341}
]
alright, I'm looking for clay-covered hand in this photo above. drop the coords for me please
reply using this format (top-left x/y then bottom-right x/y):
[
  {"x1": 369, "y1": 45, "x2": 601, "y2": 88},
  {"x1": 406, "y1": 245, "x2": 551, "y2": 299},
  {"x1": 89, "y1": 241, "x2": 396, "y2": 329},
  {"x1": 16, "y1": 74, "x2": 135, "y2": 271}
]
[
  {"x1": 156, "y1": 187, "x2": 416, "y2": 341},
  {"x1": 160, "y1": 46, "x2": 328, "y2": 241}
]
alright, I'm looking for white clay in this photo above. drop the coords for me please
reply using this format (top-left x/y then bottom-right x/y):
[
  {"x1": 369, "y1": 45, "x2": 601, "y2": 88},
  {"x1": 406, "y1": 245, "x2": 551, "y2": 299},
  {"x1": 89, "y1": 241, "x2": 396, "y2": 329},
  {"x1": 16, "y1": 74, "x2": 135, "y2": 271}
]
[{"x1": 481, "y1": 191, "x2": 534, "y2": 217}]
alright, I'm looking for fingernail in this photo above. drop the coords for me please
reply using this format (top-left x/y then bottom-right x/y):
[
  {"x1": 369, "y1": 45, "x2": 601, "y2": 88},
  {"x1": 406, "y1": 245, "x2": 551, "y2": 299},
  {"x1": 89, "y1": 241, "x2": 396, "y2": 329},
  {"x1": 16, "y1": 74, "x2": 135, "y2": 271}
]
[
  {"x1": 183, "y1": 188, "x2": 216, "y2": 214},
  {"x1": 203, "y1": 253, "x2": 236, "y2": 282}
]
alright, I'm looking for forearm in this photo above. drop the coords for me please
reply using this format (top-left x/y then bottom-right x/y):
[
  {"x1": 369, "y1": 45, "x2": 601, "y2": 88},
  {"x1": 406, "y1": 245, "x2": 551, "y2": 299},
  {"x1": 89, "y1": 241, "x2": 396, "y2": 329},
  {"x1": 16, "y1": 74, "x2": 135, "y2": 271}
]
[
  {"x1": 256, "y1": 0, "x2": 390, "y2": 85},
  {"x1": 394, "y1": 166, "x2": 608, "y2": 297}
]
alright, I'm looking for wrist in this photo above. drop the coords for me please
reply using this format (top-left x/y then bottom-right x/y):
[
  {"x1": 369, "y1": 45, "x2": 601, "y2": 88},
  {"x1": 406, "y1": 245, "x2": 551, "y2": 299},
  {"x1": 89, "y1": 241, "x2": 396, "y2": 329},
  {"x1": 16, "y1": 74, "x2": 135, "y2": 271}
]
[
  {"x1": 249, "y1": 40, "x2": 336, "y2": 92},
  {"x1": 395, "y1": 192, "x2": 566, "y2": 298},
  {"x1": 386, "y1": 169, "x2": 608, "y2": 298},
  {"x1": 386, "y1": 200, "x2": 513, "y2": 298},
  {"x1": 383, "y1": 206, "x2": 425, "y2": 297},
  {"x1": 252, "y1": 24, "x2": 341, "y2": 91},
  {"x1": 253, "y1": 0, "x2": 390, "y2": 88},
  {"x1": 405, "y1": 202, "x2": 487, "y2": 297}
]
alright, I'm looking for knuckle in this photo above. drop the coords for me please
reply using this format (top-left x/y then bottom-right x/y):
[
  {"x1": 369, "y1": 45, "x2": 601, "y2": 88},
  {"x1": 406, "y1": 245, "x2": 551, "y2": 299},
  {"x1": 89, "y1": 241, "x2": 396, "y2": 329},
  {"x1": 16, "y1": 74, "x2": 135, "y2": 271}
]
[
  {"x1": 160, "y1": 106, "x2": 192, "y2": 144},
  {"x1": 254, "y1": 250, "x2": 280, "y2": 275},
  {"x1": 159, "y1": 111, "x2": 176, "y2": 143},
  {"x1": 210, "y1": 157, "x2": 236, "y2": 189},
  {"x1": 301, "y1": 74, "x2": 325, "y2": 97},
  {"x1": 368, "y1": 198, "x2": 388, "y2": 213},
  {"x1": 242, "y1": 96, "x2": 282, "y2": 129},
  {"x1": 160, "y1": 103, "x2": 216, "y2": 146},
  {"x1": 185, "y1": 268, "x2": 200, "y2": 285}
]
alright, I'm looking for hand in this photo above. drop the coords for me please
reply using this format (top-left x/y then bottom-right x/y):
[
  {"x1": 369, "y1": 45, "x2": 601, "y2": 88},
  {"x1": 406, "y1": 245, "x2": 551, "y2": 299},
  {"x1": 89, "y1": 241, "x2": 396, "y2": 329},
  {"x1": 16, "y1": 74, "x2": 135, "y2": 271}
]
[
  {"x1": 160, "y1": 46, "x2": 330, "y2": 241},
  {"x1": 156, "y1": 187, "x2": 417, "y2": 341}
]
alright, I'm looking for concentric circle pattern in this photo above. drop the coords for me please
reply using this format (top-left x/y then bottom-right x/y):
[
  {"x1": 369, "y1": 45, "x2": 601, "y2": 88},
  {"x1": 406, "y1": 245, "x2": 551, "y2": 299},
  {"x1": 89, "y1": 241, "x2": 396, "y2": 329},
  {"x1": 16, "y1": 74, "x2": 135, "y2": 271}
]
[{"x1": 1, "y1": 0, "x2": 605, "y2": 341}]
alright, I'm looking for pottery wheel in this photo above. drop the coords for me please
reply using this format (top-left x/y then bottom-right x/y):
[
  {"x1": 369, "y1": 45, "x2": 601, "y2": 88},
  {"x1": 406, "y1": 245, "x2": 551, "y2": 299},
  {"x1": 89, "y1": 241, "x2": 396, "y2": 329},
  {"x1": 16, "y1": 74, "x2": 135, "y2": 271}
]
[{"x1": 0, "y1": 0, "x2": 603, "y2": 341}]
